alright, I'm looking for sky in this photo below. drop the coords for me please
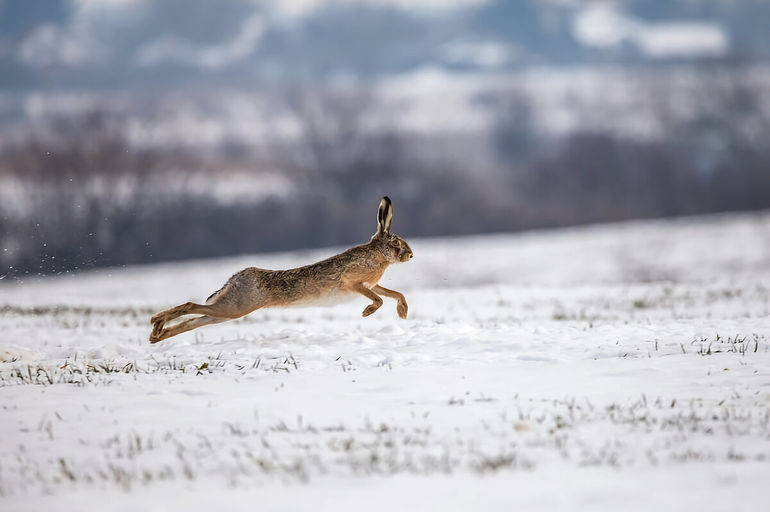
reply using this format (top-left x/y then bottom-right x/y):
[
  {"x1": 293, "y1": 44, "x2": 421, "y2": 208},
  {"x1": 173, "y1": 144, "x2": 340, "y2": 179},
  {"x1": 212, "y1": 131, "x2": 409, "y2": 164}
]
[{"x1": 1, "y1": 0, "x2": 768, "y2": 91}]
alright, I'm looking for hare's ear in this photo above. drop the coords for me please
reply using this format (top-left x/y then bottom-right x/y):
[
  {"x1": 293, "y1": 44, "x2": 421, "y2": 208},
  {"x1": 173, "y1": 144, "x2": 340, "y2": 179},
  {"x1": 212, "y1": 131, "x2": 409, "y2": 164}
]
[{"x1": 377, "y1": 196, "x2": 393, "y2": 236}]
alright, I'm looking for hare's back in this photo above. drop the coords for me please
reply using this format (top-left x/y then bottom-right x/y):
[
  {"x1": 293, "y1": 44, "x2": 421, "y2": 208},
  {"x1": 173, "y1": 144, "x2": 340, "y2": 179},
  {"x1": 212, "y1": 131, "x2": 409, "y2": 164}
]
[{"x1": 260, "y1": 265, "x2": 349, "y2": 306}]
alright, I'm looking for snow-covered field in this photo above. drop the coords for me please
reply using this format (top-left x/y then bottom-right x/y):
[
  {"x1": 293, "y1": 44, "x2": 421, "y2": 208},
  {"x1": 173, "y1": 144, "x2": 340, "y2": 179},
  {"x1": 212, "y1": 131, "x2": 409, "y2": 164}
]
[{"x1": 2, "y1": 212, "x2": 770, "y2": 511}]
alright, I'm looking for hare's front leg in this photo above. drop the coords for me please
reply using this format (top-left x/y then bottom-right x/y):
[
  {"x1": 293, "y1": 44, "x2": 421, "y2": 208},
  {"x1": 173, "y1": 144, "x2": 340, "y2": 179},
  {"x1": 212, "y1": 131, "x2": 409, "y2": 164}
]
[
  {"x1": 373, "y1": 285, "x2": 408, "y2": 319},
  {"x1": 350, "y1": 282, "x2": 383, "y2": 317}
]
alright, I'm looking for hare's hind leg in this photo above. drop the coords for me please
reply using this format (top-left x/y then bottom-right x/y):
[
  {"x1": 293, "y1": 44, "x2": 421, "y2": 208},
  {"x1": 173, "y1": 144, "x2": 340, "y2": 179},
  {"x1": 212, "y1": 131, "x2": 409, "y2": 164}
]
[
  {"x1": 150, "y1": 315, "x2": 227, "y2": 344},
  {"x1": 151, "y1": 301, "x2": 212, "y2": 327},
  {"x1": 150, "y1": 298, "x2": 261, "y2": 343},
  {"x1": 149, "y1": 273, "x2": 266, "y2": 343},
  {"x1": 150, "y1": 301, "x2": 212, "y2": 341},
  {"x1": 372, "y1": 285, "x2": 408, "y2": 319}
]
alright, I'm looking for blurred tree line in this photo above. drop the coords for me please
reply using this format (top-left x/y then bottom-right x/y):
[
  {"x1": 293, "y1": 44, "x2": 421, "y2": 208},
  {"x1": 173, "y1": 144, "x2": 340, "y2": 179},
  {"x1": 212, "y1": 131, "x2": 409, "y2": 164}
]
[
  {"x1": 1, "y1": 61, "x2": 768, "y2": 277},
  {"x1": 498, "y1": 62, "x2": 770, "y2": 228}
]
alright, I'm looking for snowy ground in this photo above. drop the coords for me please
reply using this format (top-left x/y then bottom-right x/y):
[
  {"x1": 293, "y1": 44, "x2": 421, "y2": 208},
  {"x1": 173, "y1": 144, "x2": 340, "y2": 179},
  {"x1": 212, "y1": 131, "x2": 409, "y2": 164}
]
[{"x1": 1, "y1": 211, "x2": 770, "y2": 511}]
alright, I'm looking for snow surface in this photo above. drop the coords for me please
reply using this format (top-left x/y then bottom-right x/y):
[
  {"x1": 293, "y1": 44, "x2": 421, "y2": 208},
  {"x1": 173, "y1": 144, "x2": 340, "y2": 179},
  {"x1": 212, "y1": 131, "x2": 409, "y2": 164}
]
[{"x1": 2, "y1": 211, "x2": 770, "y2": 511}]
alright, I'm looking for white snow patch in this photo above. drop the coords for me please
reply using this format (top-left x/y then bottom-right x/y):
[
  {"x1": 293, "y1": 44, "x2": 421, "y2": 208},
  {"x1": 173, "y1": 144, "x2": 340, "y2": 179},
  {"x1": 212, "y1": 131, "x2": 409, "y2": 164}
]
[
  {"x1": 273, "y1": 0, "x2": 491, "y2": 18},
  {"x1": 573, "y1": 3, "x2": 729, "y2": 59},
  {"x1": 17, "y1": 22, "x2": 108, "y2": 68},
  {"x1": 440, "y1": 40, "x2": 514, "y2": 68},
  {"x1": 135, "y1": 14, "x2": 266, "y2": 69},
  {"x1": 635, "y1": 23, "x2": 728, "y2": 59}
]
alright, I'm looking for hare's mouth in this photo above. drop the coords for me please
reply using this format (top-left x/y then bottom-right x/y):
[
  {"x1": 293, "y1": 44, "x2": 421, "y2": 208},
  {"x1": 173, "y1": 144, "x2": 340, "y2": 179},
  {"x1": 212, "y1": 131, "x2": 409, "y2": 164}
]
[{"x1": 398, "y1": 251, "x2": 413, "y2": 263}]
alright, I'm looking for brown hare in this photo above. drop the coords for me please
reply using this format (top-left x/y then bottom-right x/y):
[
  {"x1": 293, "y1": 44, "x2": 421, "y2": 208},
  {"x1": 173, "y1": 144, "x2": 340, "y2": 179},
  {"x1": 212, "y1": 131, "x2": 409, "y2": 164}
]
[{"x1": 149, "y1": 197, "x2": 413, "y2": 343}]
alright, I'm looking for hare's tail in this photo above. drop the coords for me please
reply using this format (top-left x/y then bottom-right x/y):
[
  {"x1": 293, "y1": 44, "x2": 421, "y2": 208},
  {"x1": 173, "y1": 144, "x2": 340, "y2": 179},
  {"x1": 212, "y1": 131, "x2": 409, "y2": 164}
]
[{"x1": 206, "y1": 282, "x2": 229, "y2": 304}]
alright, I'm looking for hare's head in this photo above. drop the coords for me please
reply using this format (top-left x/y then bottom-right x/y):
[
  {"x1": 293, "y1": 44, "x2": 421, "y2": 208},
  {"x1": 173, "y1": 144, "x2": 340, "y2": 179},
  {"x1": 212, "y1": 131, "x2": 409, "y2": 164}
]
[{"x1": 373, "y1": 196, "x2": 413, "y2": 263}]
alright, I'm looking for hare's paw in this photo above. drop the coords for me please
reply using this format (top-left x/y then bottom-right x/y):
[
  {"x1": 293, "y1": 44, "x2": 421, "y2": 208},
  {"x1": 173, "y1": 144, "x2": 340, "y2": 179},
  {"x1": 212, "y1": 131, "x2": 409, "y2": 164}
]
[
  {"x1": 151, "y1": 320, "x2": 163, "y2": 336},
  {"x1": 362, "y1": 303, "x2": 381, "y2": 317},
  {"x1": 149, "y1": 329, "x2": 163, "y2": 344},
  {"x1": 149, "y1": 318, "x2": 168, "y2": 343},
  {"x1": 397, "y1": 300, "x2": 408, "y2": 319}
]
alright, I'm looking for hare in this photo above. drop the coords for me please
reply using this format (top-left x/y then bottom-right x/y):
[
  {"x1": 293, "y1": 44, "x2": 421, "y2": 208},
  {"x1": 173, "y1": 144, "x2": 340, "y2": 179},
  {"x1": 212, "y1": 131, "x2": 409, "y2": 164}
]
[{"x1": 149, "y1": 197, "x2": 413, "y2": 343}]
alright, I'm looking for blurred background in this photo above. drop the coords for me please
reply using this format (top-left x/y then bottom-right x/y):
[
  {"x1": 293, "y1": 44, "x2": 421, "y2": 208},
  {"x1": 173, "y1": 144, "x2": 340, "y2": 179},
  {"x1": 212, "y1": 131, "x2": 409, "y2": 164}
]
[{"x1": 1, "y1": 0, "x2": 769, "y2": 277}]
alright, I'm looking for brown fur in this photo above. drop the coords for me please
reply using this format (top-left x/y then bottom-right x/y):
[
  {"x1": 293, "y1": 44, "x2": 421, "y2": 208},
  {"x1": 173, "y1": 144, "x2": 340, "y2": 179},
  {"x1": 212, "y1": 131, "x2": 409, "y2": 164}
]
[{"x1": 149, "y1": 197, "x2": 412, "y2": 343}]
